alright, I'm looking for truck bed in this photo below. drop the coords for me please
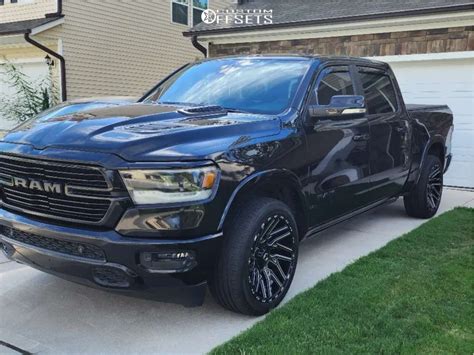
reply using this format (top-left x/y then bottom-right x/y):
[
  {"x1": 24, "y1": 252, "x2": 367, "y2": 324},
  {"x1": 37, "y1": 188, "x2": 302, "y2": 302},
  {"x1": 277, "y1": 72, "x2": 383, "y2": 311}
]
[
  {"x1": 405, "y1": 104, "x2": 450, "y2": 112},
  {"x1": 406, "y1": 104, "x2": 453, "y2": 137}
]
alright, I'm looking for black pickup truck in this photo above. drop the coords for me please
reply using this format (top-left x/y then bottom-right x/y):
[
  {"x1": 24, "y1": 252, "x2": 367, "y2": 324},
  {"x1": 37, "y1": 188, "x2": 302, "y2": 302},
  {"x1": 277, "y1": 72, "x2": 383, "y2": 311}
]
[{"x1": 0, "y1": 56, "x2": 453, "y2": 315}]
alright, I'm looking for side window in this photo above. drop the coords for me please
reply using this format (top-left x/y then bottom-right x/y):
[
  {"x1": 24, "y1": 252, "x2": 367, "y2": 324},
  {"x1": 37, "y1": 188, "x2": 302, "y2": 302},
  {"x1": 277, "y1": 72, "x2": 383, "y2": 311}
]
[
  {"x1": 359, "y1": 71, "x2": 398, "y2": 114},
  {"x1": 172, "y1": 0, "x2": 189, "y2": 25},
  {"x1": 316, "y1": 71, "x2": 354, "y2": 105},
  {"x1": 192, "y1": 0, "x2": 208, "y2": 26}
]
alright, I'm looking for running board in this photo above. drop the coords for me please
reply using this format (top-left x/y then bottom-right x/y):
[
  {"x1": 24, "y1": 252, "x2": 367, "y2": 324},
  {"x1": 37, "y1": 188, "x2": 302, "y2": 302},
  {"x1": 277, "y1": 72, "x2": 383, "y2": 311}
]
[{"x1": 304, "y1": 197, "x2": 399, "y2": 239}]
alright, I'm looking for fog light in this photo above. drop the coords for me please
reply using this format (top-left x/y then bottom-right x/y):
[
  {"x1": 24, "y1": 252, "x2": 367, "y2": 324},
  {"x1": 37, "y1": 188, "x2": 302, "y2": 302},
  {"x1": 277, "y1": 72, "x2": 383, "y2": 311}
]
[{"x1": 140, "y1": 251, "x2": 197, "y2": 273}]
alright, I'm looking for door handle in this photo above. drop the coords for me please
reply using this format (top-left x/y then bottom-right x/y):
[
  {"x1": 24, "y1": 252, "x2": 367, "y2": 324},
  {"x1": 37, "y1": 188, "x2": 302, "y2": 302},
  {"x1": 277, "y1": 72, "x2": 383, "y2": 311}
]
[{"x1": 353, "y1": 134, "x2": 370, "y2": 142}]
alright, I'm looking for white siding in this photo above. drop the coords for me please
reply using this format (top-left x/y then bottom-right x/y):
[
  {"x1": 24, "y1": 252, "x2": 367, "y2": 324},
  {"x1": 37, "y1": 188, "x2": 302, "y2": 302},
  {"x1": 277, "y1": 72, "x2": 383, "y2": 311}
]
[
  {"x1": 37, "y1": 0, "x2": 231, "y2": 100},
  {"x1": 0, "y1": 0, "x2": 56, "y2": 24}
]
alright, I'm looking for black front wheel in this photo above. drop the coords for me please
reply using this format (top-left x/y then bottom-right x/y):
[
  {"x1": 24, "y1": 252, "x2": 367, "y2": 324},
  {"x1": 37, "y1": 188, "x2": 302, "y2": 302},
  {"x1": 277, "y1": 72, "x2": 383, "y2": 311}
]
[
  {"x1": 404, "y1": 154, "x2": 443, "y2": 218},
  {"x1": 209, "y1": 197, "x2": 298, "y2": 315}
]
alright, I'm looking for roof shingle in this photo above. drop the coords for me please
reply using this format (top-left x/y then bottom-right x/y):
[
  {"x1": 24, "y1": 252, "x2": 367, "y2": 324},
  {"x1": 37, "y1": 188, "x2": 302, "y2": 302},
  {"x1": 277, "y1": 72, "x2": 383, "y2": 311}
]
[
  {"x1": 0, "y1": 16, "x2": 62, "y2": 36},
  {"x1": 184, "y1": 0, "x2": 474, "y2": 36}
]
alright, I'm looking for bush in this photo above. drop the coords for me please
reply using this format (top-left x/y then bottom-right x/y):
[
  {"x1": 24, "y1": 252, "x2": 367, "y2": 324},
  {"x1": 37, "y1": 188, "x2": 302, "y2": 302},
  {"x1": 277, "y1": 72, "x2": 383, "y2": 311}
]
[{"x1": 0, "y1": 60, "x2": 59, "y2": 123}]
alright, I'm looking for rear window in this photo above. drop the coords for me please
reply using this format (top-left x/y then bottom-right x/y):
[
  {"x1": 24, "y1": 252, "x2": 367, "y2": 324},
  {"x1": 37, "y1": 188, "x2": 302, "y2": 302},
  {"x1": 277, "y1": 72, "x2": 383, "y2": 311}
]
[{"x1": 359, "y1": 71, "x2": 398, "y2": 114}]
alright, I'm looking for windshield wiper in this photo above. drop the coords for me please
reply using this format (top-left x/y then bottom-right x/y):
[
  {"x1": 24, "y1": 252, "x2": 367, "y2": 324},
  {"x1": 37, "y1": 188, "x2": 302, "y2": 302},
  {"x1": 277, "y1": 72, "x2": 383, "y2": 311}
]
[
  {"x1": 156, "y1": 102, "x2": 250, "y2": 114},
  {"x1": 222, "y1": 107, "x2": 250, "y2": 114},
  {"x1": 156, "y1": 101, "x2": 199, "y2": 106}
]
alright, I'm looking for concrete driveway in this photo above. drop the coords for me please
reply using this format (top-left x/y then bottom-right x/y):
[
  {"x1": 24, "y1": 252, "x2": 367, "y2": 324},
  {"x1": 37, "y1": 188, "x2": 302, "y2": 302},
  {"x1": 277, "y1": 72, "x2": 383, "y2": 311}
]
[{"x1": 1, "y1": 188, "x2": 473, "y2": 354}]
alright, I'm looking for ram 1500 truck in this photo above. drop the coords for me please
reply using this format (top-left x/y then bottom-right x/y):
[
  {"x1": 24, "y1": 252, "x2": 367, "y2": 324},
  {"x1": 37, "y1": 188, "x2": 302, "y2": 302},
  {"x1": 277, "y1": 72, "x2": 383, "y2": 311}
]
[{"x1": 0, "y1": 56, "x2": 453, "y2": 315}]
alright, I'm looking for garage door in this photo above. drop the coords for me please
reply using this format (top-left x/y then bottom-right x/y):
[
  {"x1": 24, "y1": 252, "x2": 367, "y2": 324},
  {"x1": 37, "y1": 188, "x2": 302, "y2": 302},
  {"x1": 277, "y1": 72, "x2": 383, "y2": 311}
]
[
  {"x1": 388, "y1": 57, "x2": 474, "y2": 188},
  {"x1": 0, "y1": 60, "x2": 49, "y2": 131}
]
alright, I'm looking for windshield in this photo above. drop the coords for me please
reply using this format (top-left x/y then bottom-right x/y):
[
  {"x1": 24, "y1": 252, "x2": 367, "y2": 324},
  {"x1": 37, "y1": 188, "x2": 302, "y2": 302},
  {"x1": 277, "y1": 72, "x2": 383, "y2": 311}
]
[{"x1": 143, "y1": 58, "x2": 311, "y2": 115}]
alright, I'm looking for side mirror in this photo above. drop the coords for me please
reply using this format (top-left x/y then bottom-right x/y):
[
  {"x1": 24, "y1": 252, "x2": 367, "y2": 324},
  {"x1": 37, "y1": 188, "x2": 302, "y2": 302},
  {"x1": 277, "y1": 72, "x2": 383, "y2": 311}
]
[{"x1": 308, "y1": 95, "x2": 366, "y2": 119}]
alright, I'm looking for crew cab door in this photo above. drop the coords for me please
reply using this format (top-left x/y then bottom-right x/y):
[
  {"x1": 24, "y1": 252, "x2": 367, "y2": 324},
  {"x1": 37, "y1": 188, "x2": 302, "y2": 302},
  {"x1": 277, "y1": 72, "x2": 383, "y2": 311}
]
[
  {"x1": 356, "y1": 66, "x2": 410, "y2": 200},
  {"x1": 304, "y1": 65, "x2": 371, "y2": 225}
]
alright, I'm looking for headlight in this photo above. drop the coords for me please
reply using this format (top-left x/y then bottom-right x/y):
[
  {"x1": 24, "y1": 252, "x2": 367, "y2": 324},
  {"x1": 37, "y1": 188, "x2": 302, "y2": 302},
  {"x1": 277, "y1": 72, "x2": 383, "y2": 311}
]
[{"x1": 119, "y1": 166, "x2": 219, "y2": 205}]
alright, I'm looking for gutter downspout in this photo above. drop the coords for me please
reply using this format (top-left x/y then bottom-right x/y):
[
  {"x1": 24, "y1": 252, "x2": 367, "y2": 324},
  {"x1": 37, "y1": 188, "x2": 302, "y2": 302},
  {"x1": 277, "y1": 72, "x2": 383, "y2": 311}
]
[
  {"x1": 191, "y1": 35, "x2": 207, "y2": 57},
  {"x1": 24, "y1": 33, "x2": 67, "y2": 102}
]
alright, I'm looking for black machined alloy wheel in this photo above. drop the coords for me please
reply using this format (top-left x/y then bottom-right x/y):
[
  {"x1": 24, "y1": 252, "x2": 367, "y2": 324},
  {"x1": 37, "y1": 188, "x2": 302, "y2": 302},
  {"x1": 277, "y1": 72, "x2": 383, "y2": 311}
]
[
  {"x1": 209, "y1": 197, "x2": 299, "y2": 315},
  {"x1": 248, "y1": 214, "x2": 297, "y2": 303},
  {"x1": 426, "y1": 163, "x2": 443, "y2": 211},
  {"x1": 404, "y1": 154, "x2": 443, "y2": 219}
]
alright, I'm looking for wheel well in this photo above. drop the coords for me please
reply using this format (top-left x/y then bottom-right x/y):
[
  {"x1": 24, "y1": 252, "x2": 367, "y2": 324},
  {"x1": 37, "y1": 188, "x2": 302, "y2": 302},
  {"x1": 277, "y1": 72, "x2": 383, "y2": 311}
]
[
  {"x1": 427, "y1": 142, "x2": 445, "y2": 167},
  {"x1": 226, "y1": 179, "x2": 308, "y2": 239}
]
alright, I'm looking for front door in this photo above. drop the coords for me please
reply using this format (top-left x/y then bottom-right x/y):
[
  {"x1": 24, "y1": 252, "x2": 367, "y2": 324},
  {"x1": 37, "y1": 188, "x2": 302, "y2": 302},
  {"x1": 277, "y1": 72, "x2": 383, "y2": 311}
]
[{"x1": 304, "y1": 65, "x2": 371, "y2": 226}]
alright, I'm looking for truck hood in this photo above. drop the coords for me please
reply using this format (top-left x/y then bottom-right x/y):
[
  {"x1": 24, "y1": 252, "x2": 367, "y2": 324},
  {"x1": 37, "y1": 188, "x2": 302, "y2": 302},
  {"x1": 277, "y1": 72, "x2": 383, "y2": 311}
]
[{"x1": 2, "y1": 103, "x2": 281, "y2": 161}]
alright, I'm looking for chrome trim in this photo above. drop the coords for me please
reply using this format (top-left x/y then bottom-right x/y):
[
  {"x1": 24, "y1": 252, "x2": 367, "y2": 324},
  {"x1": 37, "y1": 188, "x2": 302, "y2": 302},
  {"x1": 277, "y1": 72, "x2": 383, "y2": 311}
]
[{"x1": 342, "y1": 108, "x2": 366, "y2": 115}]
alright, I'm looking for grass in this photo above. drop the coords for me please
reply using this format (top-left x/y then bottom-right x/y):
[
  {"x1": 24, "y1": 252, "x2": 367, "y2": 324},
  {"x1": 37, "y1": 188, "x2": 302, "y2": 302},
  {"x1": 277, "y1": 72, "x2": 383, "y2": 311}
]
[{"x1": 212, "y1": 208, "x2": 474, "y2": 354}]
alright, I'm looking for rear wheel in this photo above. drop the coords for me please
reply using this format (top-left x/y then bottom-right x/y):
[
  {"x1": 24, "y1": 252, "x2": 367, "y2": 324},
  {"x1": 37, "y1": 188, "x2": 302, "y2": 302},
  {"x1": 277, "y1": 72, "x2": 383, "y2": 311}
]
[
  {"x1": 404, "y1": 154, "x2": 443, "y2": 218},
  {"x1": 209, "y1": 197, "x2": 298, "y2": 315}
]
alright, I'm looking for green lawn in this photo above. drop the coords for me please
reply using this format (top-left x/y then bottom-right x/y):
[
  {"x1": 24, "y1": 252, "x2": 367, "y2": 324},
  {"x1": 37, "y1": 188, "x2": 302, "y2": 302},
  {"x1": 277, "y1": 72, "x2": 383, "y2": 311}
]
[{"x1": 212, "y1": 208, "x2": 474, "y2": 354}]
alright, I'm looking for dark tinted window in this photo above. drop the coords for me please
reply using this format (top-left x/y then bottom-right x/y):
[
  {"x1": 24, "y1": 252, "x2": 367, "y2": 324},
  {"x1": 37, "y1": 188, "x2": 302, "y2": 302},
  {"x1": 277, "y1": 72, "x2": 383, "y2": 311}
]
[
  {"x1": 172, "y1": 1, "x2": 188, "y2": 25},
  {"x1": 359, "y1": 71, "x2": 398, "y2": 114},
  {"x1": 317, "y1": 71, "x2": 354, "y2": 105},
  {"x1": 193, "y1": 8, "x2": 203, "y2": 26},
  {"x1": 193, "y1": 0, "x2": 207, "y2": 26}
]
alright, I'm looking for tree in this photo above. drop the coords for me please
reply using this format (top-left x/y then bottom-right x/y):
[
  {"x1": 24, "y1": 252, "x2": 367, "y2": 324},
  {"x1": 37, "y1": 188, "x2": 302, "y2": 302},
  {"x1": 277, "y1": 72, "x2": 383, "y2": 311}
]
[{"x1": 0, "y1": 60, "x2": 59, "y2": 123}]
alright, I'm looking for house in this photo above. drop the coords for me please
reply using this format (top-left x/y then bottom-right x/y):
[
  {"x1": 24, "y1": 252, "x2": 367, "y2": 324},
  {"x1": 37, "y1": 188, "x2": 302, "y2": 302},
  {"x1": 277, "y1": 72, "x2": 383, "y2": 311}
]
[
  {"x1": 184, "y1": 0, "x2": 474, "y2": 188},
  {"x1": 0, "y1": 0, "x2": 229, "y2": 132}
]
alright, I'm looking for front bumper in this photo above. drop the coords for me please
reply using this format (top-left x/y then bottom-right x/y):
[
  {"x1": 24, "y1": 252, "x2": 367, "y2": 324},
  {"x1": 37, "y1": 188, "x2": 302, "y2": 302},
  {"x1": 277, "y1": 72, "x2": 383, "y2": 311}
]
[{"x1": 0, "y1": 208, "x2": 222, "y2": 292}]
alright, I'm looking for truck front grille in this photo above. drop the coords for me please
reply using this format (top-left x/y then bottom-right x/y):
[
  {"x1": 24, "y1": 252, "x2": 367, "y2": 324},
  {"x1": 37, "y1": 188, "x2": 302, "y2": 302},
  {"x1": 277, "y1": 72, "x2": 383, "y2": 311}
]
[
  {"x1": 0, "y1": 154, "x2": 113, "y2": 224},
  {"x1": 0, "y1": 226, "x2": 106, "y2": 261}
]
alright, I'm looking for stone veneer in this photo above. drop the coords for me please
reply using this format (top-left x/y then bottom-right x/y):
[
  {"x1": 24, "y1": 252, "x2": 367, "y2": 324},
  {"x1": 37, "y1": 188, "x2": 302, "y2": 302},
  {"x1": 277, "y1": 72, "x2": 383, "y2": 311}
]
[{"x1": 209, "y1": 26, "x2": 474, "y2": 57}]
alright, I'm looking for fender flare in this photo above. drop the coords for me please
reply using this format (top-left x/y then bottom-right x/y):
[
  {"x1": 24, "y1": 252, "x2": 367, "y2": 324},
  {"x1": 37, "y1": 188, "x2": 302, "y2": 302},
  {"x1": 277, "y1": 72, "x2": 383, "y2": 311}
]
[
  {"x1": 416, "y1": 134, "x2": 446, "y2": 185},
  {"x1": 217, "y1": 169, "x2": 307, "y2": 231}
]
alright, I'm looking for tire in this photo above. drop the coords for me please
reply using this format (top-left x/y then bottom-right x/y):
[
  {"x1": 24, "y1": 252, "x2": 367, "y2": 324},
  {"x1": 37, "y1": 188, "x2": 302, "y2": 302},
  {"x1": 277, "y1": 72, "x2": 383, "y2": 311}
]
[
  {"x1": 404, "y1": 154, "x2": 443, "y2": 218},
  {"x1": 209, "y1": 197, "x2": 299, "y2": 315}
]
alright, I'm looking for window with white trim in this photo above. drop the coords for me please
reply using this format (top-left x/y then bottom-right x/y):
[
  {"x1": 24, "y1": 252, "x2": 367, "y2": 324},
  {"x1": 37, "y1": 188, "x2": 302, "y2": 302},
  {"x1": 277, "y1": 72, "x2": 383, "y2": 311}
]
[
  {"x1": 172, "y1": 0, "x2": 189, "y2": 25},
  {"x1": 192, "y1": 0, "x2": 208, "y2": 26}
]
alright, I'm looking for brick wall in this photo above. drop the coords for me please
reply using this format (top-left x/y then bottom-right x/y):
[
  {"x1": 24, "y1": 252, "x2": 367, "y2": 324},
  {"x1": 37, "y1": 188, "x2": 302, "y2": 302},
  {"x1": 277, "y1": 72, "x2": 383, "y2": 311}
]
[{"x1": 209, "y1": 26, "x2": 474, "y2": 57}]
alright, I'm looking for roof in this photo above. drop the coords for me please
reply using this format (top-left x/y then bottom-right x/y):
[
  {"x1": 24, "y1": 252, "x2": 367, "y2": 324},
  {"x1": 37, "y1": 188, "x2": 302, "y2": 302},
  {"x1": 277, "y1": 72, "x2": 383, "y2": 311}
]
[
  {"x1": 197, "y1": 54, "x2": 387, "y2": 66},
  {"x1": 184, "y1": 0, "x2": 474, "y2": 36},
  {"x1": 0, "y1": 16, "x2": 63, "y2": 36}
]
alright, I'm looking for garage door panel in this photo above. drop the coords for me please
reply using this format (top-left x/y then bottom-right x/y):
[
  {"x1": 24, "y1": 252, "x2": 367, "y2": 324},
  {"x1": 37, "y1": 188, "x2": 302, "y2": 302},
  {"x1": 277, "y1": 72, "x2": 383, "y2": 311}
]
[
  {"x1": 389, "y1": 58, "x2": 474, "y2": 188},
  {"x1": 444, "y1": 161, "x2": 474, "y2": 187}
]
